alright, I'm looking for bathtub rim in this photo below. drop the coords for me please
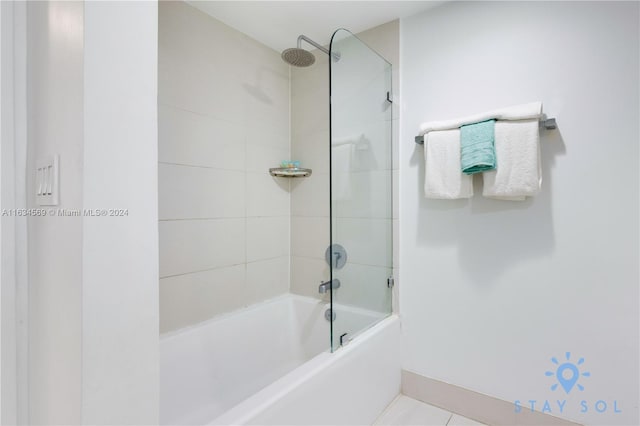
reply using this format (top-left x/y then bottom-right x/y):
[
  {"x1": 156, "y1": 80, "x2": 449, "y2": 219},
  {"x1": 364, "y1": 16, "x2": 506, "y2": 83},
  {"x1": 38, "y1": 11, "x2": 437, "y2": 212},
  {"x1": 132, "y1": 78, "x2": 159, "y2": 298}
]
[
  {"x1": 160, "y1": 292, "x2": 387, "y2": 342},
  {"x1": 210, "y1": 313, "x2": 400, "y2": 425}
]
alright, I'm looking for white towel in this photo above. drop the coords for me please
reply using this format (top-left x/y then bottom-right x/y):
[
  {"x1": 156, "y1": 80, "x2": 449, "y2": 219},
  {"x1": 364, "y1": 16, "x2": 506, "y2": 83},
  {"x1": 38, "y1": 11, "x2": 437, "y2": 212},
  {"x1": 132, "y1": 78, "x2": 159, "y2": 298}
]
[
  {"x1": 482, "y1": 119, "x2": 541, "y2": 200},
  {"x1": 424, "y1": 129, "x2": 473, "y2": 199},
  {"x1": 419, "y1": 101, "x2": 542, "y2": 135},
  {"x1": 332, "y1": 144, "x2": 353, "y2": 201}
]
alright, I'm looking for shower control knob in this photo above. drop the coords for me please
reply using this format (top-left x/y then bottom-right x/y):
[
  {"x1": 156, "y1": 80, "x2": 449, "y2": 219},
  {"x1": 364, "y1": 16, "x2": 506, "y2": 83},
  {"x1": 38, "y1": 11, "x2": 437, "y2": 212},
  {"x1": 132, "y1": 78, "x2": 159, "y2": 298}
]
[{"x1": 325, "y1": 244, "x2": 347, "y2": 269}]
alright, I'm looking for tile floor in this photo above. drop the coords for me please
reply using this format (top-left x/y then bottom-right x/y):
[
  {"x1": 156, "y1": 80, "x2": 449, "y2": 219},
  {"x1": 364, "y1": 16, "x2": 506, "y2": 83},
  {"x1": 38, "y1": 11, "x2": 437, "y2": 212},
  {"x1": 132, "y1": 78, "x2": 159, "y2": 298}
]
[{"x1": 374, "y1": 395, "x2": 487, "y2": 426}]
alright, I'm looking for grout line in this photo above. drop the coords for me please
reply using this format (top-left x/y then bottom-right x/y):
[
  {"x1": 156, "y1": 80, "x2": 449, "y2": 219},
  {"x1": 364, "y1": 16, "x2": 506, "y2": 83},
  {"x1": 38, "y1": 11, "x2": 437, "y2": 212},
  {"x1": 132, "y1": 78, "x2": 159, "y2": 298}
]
[
  {"x1": 157, "y1": 101, "x2": 240, "y2": 123},
  {"x1": 160, "y1": 256, "x2": 289, "y2": 280},
  {"x1": 291, "y1": 254, "x2": 390, "y2": 269},
  {"x1": 159, "y1": 217, "x2": 245, "y2": 222},
  {"x1": 445, "y1": 412, "x2": 453, "y2": 426},
  {"x1": 159, "y1": 164, "x2": 278, "y2": 177},
  {"x1": 331, "y1": 216, "x2": 394, "y2": 220},
  {"x1": 160, "y1": 216, "x2": 289, "y2": 222},
  {"x1": 291, "y1": 215, "x2": 330, "y2": 219},
  {"x1": 244, "y1": 125, "x2": 249, "y2": 298},
  {"x1": 160, "y1": 263, "x2": 246, "y2": 279},
  {"x1": 292, "y1": 215, "x2": 392, "y2": 220},
  {"x1": 157, "y1": 102, "x2": 290, "y2": 140},
  {"x1": 240, "y1": 128, "x2": 252, "y2": 304},
  {"x1": 287, "y1": 61, "x2": 293, "y2": 296},
  {"x1": 159, "y1": 161, "x2": 245, "y2": 172}
]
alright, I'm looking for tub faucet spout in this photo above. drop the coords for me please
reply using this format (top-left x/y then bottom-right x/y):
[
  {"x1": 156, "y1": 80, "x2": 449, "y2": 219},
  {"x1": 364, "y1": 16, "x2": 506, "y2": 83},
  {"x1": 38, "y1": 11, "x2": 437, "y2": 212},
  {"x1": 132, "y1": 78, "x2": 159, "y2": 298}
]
[{"x1": 318, "y1": 279, "x2": 340, "y2": 294}]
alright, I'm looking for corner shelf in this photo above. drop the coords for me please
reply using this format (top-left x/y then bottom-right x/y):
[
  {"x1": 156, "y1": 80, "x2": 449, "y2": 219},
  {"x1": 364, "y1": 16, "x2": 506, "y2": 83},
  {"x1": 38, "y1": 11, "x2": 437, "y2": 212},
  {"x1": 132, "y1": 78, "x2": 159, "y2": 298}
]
[{"x1": 269, "y1": 167, "x2": 312, "y2": 178}]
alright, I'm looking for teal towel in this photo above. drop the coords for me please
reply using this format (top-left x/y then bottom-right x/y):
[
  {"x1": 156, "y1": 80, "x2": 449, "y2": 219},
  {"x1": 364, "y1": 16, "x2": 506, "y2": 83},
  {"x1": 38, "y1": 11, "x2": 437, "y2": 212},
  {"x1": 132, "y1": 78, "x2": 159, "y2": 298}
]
[{"x1": 460, "y1": 119, "x2": 497, "y2": 175}]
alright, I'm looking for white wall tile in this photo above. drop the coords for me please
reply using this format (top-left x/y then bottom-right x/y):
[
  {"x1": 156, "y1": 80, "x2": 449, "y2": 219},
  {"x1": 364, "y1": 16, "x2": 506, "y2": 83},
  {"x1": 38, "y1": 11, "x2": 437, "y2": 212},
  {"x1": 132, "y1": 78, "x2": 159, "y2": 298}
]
[
  {"x1": 354, "y1": 21, "x2": 400, "y2": 123},
  {"x1": 158, "y1": 104, "x2": 245, "y2": 170},
  {"x1": 333, "y1": 217, "x2": 392, "y2": 268},
  {"x1": 289, "y1": 41, "x2": 331, "y2": 305},
  {"x1": 327, "y1": 120, "x2": 392, "y2": 174},
  {"x1": 159, "y1": 1, "x2": 290, "y2": 132},
  {"x1": 290, "y1": 256, "x2": 330, "y2": 300},
  {"x1": 290, "y1": 172, "x2": 329, "y2": 217},
  {"x1": 330, "y1": 63, "x2": 390, "y2": 131},
  {"x1": 291, "y1": 52, "x2": 328, "y2": 95},
  {"x1": 332, "y1": 170, "x2": 392, "y2": 219},
  {"x1": 245, "y1": 257, "x2": 289, "y2": 305},
  {"x1": 246, "y1": 217, "x2": 290, "y2": 262},
  {"x1": 242, "y1": 68, "x2": 290, "y2": 137},
  {"x1": 291, "y1": 216, "x2": 330, "y2": 260},
  {"x1": 245, "y1": 124, "x2": 289, "y2": 151},
  {"x1": 159, "y1": 1, "x2": 246, "y2": 122},
  {"x1": 159, "y1": 219, "x2": 245, "y2": 277},
  {"x1": 245, "y1": 141, "x2": 290, "y2": 173},
  {"x1": 160, "y1": 265, "x2": 246, "y2": 333},
  {"x1": 159, "y1": 164, "x2": 245, "y2": 220},
  {"x1": 291, "y1": 85, "x2": 330, "y2": 135},
  {"x1": 291, "y1": 129, "x2": 330, "y2": 175},
  {"x1": 242, "y1": 36, "x2": 290, "y2": 74},
  {"x1": 246, "y1": 172, "x2": 290, "y2": 217},
  {"x1": 356, "y1": 20, "x2": 400, "y2": 73}
]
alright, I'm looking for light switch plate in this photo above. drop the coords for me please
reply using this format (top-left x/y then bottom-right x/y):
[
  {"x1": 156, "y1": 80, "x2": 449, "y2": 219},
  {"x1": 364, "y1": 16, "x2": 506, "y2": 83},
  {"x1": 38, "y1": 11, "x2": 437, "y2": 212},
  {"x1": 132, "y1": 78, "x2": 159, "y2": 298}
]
[{"x1": 36, "y1": 155, "x2": 59, "y2": 206}]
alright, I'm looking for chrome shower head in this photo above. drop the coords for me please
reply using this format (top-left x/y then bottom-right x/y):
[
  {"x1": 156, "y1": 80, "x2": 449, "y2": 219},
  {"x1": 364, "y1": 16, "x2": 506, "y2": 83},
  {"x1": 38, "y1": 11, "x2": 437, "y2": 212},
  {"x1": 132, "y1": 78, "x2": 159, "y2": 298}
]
[
  {"x1": 281, "y1": 47, "x2": 316, "y2": 67},
  {"x1": 281, "y1": 35, "x2": 340, "y2": 67}
]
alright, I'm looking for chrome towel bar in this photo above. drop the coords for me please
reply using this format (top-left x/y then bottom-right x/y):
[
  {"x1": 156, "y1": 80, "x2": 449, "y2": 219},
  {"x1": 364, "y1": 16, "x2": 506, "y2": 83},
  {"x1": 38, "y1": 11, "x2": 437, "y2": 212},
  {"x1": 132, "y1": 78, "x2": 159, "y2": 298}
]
[{"x1": 414, "y1": 117, "x2": 556, "y2": 145}]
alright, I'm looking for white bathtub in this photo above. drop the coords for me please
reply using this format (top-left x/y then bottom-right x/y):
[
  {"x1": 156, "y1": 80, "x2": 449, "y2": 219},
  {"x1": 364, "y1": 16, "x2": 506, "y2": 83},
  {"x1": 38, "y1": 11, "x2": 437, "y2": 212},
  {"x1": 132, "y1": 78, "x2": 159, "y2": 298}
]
[{"x1": 160, "y1": 293, "x2": 400, "y2": 425}]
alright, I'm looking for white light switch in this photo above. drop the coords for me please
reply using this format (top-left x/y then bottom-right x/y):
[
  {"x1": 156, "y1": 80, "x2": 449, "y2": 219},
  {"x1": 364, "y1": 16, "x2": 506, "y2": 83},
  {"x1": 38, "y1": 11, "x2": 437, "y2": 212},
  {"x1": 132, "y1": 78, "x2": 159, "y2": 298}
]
[{"x1": 36, "y1": 155, "x2": 59, "y2": 206}]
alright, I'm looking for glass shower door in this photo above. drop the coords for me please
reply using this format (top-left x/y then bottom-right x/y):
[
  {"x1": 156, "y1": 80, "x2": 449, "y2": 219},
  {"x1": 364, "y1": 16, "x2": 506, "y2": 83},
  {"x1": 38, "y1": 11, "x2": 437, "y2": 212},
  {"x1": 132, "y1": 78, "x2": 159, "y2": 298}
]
[{"x1": 329, "y1": 29, "x2": 393, "y2": 351}]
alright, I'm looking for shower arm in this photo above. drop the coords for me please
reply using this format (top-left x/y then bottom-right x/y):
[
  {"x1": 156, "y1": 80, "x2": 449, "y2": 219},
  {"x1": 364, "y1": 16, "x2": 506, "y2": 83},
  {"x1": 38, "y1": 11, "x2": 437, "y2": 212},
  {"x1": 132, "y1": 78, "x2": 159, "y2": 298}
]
[{"x1": 297, "y1": 35, "x2": 341, "y2": 61}]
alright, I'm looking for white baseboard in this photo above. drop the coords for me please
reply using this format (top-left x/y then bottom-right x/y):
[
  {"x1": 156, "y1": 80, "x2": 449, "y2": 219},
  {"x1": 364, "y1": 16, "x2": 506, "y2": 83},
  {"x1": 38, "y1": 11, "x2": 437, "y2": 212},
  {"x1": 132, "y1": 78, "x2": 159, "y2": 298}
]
[{"x1": 402, "y1": 370, "x2": 582, "y2": 426}]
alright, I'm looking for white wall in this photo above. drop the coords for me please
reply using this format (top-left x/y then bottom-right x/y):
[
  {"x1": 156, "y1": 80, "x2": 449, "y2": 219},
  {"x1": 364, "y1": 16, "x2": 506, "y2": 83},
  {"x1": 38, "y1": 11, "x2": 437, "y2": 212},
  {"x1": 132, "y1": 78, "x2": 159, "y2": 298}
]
[
  {"x1": 158, "y1": 1, "x2": 291, "y2": 333},
  {"x1": 24, "y1": 1, "x2": 159, "y2": 424},
  {"x1": 1, "y1": 3, "x2": 5, "y2": 423},
  {"x1": 82, "y1": 2, "x2": 159, "y2": 424},
  {"x1": 400, "y1": 2, "x2": 639, "y2": 425},
  {"x1": 26, "y1": 2, "x2": 84, "y2": 423},
  {"x1": 1, "y1": 2, "x2": 28, "y2": 423}
]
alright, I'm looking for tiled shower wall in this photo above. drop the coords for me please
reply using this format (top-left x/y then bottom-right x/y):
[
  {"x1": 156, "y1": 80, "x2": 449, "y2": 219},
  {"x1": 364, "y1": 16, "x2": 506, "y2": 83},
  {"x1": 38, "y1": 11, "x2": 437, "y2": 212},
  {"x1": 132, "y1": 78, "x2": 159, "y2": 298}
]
[
  {"x1": 158, "y1": 4, "x2": 400, "y2": 332},
  {"x1": 290, "y1": 49, "x2": 331, "y2": 299},
  {"x1": 289, "y1": 21, "x2": 400, "y2": 311},
  {"x1": 158, "y1": 1, "x2": 290, "y2": 333}
]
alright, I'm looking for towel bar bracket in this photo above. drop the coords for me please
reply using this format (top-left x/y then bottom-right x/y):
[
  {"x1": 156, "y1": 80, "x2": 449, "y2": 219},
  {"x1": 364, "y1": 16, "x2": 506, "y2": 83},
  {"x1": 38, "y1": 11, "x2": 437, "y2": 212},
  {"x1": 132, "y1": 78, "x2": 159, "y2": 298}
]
[
  {"x1": 414, "y1": 117, "x2": 556, "y2": 145},
  {"x1": 542, "y1": 118, "x2": 556, "y2": 129}
]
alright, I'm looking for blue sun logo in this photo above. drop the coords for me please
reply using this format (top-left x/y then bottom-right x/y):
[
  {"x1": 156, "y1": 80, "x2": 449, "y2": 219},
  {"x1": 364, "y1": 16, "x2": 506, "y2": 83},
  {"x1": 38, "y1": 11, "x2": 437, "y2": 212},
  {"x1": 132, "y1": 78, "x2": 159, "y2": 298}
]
[{"x1": 545, "y1": 352, "x2": 590, "y2": 394}]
